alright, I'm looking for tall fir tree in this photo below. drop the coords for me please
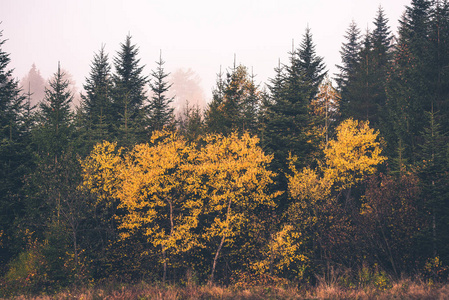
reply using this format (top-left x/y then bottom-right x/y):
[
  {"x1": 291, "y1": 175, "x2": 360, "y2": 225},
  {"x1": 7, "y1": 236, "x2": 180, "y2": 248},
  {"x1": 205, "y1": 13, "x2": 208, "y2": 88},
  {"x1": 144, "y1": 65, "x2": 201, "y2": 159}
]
[
  {"x1": 263, "y1": 44, "x2": 317, "y2": 174},
  {"x1": 35, "y1": 62, "x2": 73, "y2": 161},
  {"x1": 372, "y1": 6, "x2": 393, "y2": 129},
  {"x1": 205, "y1": 63, "x2": 261, "y2": 135},
  {"x1": 112, "y1": 35, "x2": 147, "y2": 143},
  {"x1": 79, "y1": 46, "x2": 114, "y2": 151},
  {"x1": 384, "y1": 0, "x2": 433, "y2": 162},
  {"x1": 429, "y1": 0, "x2": 449, "y2": 129},
  {"x1": 205, "y1": 66, "x2": 226, "y2": 133},
  {"x1": 335, "y1": 20, "x2": 362, "y2": 121},
  {"x1": 147, "y1": 52, "x2": 174, "y2": 132},
  {"x1": 0, "y1": 27, "x2": 31, "y2": 268},
  {"x1": 297, "y1": 27, "x2": 327, "y2": 102}
]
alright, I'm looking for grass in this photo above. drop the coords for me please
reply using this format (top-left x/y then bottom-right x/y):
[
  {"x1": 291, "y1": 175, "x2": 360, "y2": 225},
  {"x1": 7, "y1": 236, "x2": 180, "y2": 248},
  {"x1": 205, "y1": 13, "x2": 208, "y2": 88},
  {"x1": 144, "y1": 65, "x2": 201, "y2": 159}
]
[{"x1": 7, "y1": 278, "x2": 449, "y2": 299}]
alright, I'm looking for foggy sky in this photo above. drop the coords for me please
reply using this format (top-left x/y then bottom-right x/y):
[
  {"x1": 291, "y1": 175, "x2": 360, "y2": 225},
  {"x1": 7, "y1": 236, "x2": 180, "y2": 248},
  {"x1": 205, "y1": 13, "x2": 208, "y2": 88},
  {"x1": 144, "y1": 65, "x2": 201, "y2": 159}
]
[{"x1": 2, "y1": 0, "x2": 411, "y2": 102}]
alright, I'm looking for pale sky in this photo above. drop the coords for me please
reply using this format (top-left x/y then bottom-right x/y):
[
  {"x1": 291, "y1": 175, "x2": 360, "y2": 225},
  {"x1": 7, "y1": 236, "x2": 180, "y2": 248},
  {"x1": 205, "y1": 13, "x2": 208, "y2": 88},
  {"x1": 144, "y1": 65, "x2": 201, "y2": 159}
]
[{"x1": 2, "y1": 0, "x2": 411, "y2": 102}]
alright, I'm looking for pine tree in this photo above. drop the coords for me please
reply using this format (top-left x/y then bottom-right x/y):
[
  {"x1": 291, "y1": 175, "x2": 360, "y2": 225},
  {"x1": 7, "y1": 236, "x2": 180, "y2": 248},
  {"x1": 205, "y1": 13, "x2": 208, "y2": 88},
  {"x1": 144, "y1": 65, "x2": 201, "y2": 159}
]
[
  {"x1": 384, "y1": 0, "x2": 433, "y2": 162},
  {"x1": 205, "y1": 64, "x2": 261, "y2": 135},
  {"x1": 263, "y1": 46, "x2": 316, "y2": 173},
  {"x1": 0, "y1": 27, "x2": 33, "y2": 268},
  {"x1": 372, "y1": 6, "x2": 393, "y2": 129},
  {"x1": 35, "y1": 62, "x2": 73, "y2": 161},
  {"x1": 112, "y1": 35, "x2": 147, "y2": 141},
  {"x1": 205, "y1": 66, "x2": 226, "y2": 133},
  {"x1": 147, "y1": 52, "x2": 174, "y2": 132},
  {"x1": 336, "y1": 20, "x2": 362, "y2": 120},
  {"x1": 81, "y1": 46, "x2": 113, "y2": 131},
  {"x1": 297, "y1": 27, "x2": 327, "y2": 101},
  {"x1": 79, "y1": 46, "x2": 114, "y2": 151}
]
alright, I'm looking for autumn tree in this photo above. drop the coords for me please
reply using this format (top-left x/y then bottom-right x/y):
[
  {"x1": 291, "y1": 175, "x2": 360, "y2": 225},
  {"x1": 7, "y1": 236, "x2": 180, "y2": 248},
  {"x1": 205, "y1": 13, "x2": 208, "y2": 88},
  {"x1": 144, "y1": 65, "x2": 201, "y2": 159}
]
[
  {"x1": 359, "y1": 172, "x2": 423, "y2": 276},
  {"x1": 286, "y1": 118, "x2": 386, "y2": 279},
  {"x1": 196, "y1": 132, "x2": 279, "y2": 284}
]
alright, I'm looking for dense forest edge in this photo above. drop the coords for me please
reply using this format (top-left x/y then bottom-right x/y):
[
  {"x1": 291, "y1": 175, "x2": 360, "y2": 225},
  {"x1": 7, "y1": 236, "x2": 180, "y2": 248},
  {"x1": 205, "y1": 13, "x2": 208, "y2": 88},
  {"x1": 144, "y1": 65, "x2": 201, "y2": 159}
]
[{"x1": 2, "y1": 0, "x2": 449, "y2": 298}]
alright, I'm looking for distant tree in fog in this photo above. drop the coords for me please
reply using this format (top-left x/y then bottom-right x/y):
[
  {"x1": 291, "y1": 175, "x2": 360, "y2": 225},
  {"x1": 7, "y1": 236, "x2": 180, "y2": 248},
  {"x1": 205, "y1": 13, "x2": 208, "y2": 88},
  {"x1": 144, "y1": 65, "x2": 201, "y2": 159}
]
[
  {"x1": 168, "y1": 68, "x2": 206, "y2": 118},
  {"x1": 20, "y1": 63, "x2": 46, "y2": 108}
]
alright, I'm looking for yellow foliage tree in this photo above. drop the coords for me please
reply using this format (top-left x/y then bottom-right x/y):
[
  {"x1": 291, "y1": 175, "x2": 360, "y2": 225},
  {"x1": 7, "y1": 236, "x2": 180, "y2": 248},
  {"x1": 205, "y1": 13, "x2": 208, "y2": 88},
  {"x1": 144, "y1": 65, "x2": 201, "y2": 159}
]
[
  {"x1": 284, "y1": 118, "x2": 386, "y2": 278},
  {"x1": 196, "y1": 132, "x2": 279, "y2": 284},
  {"x1": 81, "y1": 132, "x2": 204, "y2": 282},
  {"x1": 324, "y1": 118, "x2": 387, "y2": 191},
  {"x1": 81, "y1": 130, "x2": 279, "y2": 284}
]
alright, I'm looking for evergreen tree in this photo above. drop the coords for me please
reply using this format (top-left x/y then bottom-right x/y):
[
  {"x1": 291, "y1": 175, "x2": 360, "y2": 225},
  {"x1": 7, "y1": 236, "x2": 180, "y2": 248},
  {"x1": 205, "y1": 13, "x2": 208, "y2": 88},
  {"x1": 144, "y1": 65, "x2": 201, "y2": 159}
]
[
  {"x1": 19, "y1": 63, "x2": 46, "y2": 108},
  {"x1": 204, "y1": 66, "x2": 226, "y2": 133},
  {"x1": 81, "y1": 46, "x2": 113, "y2": 132},
  {"x1": 205, "y1": 64, "x2": 261, "y2": 135},
  {"x1": 241, "y1": 70, "x2": 260, "y2": 134},
  {"x1": 335, "y1": 21, "x2": 362, "y2": 120},
  {"x1": 429, "y1": 0, "x2": 449, "y2": 129},
  {"x1": 345, "y1": 29, "x2": 377, "y2": 122},
  {"x1": 417, "y1": 110, "x2": 449, "y2": 261},
  {"x1": 147, "y1": 53, "x2": 174, "y2": 132},
  {"x1": 297, "y1": 27, "x2": 327, "y2": 102},
  {"x1": 112, "y1": 35, "x2": 147, "y2": 141},
  {"x1": 0, "y1": 27, "x2": 31, "y2": 269},
  {"x1": 35, "y1": 62, "x2": 73, "y2": 161},
  {"x1": 178, "y1": 101, "x2": 204, "y2": 141},
  {"x1": 384, "y1": 0, "x2": 433, "y2": 162},
  {"x1": 78, "y1": 46, "x2": 113, "y2": 152},
  {"x1": 372, "y1": 6, "x2": 393, "y2": 128},
  {"x1": 263, "y1": 46, "x2": 317, "y2": 173}
]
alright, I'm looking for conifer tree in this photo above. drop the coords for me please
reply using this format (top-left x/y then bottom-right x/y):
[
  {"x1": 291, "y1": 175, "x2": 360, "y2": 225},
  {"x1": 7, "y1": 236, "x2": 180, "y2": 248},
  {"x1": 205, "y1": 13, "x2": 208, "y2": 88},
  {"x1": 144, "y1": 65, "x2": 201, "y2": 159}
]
[
  {"x1": 112, "y1": 35, "x2": 147, "y2": 141},
  {"x1": 0, "y1": 28, "x2": 30, "y2": 268},
  {"x1": 36, "y1": 62, "x2": 73, "y2": 161},
  {"x1": 205, "y1": 64, "x2": 261, "y2": 135},
  {"x1": 147, "y1": 53, "x2": 174, "y2": 132},
  {"x1": 371, "y1": 6, "x2": 393, "y2": 128},
  {"x1": 205, "y1": 67, "x2": 226, "y2": 133},
  {"x1": 81, "y1": 46, "x2": 113, "y2": 135},
  {"x1": 336, "y1": 21, "x2": 361, "y2": 120},
  {"x1": 297, "y1": 27, "x2": 327, "y2": 101},
  {"x1": 384, "y1": 0, "x2": 433, "y2": 161},
  {"x1": 263, "y1": 46, "x2": 317, "y2": 173}
]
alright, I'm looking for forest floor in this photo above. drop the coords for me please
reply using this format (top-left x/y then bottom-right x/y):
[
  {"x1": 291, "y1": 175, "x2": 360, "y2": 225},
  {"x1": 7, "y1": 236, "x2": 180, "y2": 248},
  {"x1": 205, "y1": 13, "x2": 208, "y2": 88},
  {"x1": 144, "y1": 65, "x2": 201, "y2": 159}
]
[{"x1": 8, "y1": 278, "x2": 449, "y2": 300}]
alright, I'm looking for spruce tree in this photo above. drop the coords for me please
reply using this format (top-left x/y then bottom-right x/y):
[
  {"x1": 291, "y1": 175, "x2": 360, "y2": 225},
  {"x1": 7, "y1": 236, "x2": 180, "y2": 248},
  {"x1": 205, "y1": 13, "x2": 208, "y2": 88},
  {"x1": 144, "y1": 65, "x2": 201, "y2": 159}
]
[
  {"x1": 0, "y1": 28, "x2": 31, "y2": 268},
  {"x1": 205, "y1": 64, "x2": 261, "y2": 135},
  {"x1": 372, "y1": 6, "x2": 393, "y2": 128},
  {"x1": 297, "y1": 27, "x2": 327, "y2": 101},
  {"x1": 205, "y1": 66, "x2": 226, "y2": 133},
  {"x1": 79, "y1": 46, "x2": 113, "y2": 150},
  {"x1": 35, "y1": 62, "x2": 73, "y2": 161},
  {"x1": 384, "y1": 0, "x2": 432, "y2": 161},
  {"x1": 112, "y1": 35, "x2": 147, "y2": 141},
  {"x1": 81, "y1": 46, "x2": 113, "y2": 131},
  {"x1": 147, "y1": 53, "x2": 174, "y2": 132},
  {"x1": 335, "y1": 20, "x2": 361, "y2": 120},
  {"x1": 263, "y1": 46, "x2": 317, "y2": 173}
]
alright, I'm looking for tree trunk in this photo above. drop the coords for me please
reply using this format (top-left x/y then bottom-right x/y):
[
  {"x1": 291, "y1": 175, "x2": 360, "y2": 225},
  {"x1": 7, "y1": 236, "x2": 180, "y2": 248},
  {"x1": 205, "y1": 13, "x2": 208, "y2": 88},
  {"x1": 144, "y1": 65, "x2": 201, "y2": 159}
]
[
  {"x1": 162, "y1": 247, "x2": 167, "y2": 284},
  {"x1": 209, "y1": 198, "x2": 233, "y2": 285}
]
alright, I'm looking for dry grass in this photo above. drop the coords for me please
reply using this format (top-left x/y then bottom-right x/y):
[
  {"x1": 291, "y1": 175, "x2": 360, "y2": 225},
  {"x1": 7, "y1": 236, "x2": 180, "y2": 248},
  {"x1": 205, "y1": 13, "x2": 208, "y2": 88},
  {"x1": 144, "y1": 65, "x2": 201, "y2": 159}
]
[{"x1": 8, "y1": 279, "x2": 449, "y2": 299}]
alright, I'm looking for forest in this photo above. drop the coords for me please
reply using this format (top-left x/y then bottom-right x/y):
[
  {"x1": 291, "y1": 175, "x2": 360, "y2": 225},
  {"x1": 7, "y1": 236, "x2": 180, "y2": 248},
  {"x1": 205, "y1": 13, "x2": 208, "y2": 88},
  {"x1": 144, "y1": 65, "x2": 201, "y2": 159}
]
[{"x1": 1, "y1": 0, "x2": 449, "y2": 297}]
